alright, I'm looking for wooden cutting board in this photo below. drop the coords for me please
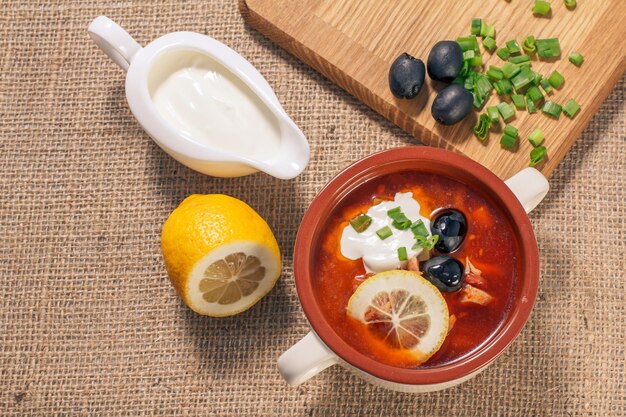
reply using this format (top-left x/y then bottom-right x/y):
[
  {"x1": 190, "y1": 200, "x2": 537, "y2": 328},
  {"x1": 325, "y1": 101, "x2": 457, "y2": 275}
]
[{"x1": 240, "y1": 0, "x2": 626, "y2": 179}]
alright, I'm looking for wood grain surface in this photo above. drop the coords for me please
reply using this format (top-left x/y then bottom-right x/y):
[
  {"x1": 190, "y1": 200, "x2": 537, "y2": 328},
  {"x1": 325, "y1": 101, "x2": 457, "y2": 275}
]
[{"x1": 240, "y1": 0, "x2": 626, "y2": 179}]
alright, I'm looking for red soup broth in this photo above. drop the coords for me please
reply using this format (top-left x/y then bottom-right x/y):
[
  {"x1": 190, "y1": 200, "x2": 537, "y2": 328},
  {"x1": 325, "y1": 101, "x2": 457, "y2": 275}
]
[{"x1": 314, "y1": 171, "x2": 520, "y2": 368}]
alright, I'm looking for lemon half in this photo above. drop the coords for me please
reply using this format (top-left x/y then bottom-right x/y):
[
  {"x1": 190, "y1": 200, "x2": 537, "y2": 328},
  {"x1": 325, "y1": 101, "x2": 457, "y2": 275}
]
[
  {"x1": 161, "y1": 194, "x2": 281, "y2": 317},
  {"x1": 347, "y1": 270, "x2": 449, "y2": 364}
]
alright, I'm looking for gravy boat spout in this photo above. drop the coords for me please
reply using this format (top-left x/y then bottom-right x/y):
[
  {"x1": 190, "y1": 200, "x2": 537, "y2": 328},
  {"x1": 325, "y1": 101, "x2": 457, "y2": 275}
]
[
  {"x1": 244, "y1": 116, "x2": 310, "y2": 180},
  {"x1": 88, "y1": 16, "x2": 310, "y2": 179}
]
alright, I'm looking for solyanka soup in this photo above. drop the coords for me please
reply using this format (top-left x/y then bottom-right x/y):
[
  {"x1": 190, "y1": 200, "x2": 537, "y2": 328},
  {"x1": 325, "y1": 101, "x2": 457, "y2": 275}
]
[{"x1": 314, "y1": 170, "x2": 520, "y2": 368}]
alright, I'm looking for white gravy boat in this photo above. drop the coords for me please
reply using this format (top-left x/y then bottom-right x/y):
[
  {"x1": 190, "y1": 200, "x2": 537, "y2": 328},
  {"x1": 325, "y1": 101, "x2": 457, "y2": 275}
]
[{"x1": 88, "y1": 16, "x2": 310, "y2": 179}]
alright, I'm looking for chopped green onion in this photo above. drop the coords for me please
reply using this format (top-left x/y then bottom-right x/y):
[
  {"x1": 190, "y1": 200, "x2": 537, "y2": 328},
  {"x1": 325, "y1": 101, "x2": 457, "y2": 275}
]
[
  {"x1": 350, "y1": 214, "x2": 372, "y2": 233},
  {"x1": 463, "y1": 50, "x2": 476, "y2": 61},
  {"x1": 497, "y1": 102, "x2": 516, "y2": 121},
  {"x1": 511, "y1": 94, "x2": 526, "y2": 110},
  {"x1": 472, "y1": 94, "x2": 486, "y2": 110},
  {"x1": 457, "y1": 35, "x2": 479, "y2": 52},
  {"x1": 506, "y1": 39, "x2": 521, "y2": 55},
  {"x1": 529, "y1": 146, "x2": 547, "y2": 167},
  {"x1": 475, "y1": 74, "x2": 493, "y2": 94},
  {"x1": 500, "y1": 134, "x2": 517, "y2": 150},
  {"x1": 452, "y1": 76, "x2": 464, "y2": 86},
  {"x1": 470, "y1": 54, "x2": 483, "y2": 67},
  {"x1": 509, "y1": 55, "x2": 531, "y2": 65},
  {"x1": 563, "y1": 98, "x2": 581, "y2": 118},
  {"x1": 494, "y1": 79, "x2": 514, "y2": 95},
  {"x1": 410, "y1": 220, "x2": 429, "y2": 237},
  {"x1": 397, "y1": 246, "x2": 408, "y2": 262},
  {"x1": 482, "y1": 37, "x2": 497, "y2": 53},
  {"x1": 473, "y1": 74, "x2": 492, "y2": 109},
  {"x1": 473, "y1": 113, "x2": 491, "y2": 141},
  {"x1": 532, "y1": 1, "x2": 551, "y2": 16},
  {"x1": 387, "y1": 207, "x2": 412, "y2": 230},
  {"x1": 504, "y1": 124, "x2": 519, "y2": 139},
  {"x1": 532, "y1": 72, "x2": 542, "y2": 85},
  {"x1": 528, "y1": 128, "x2": 544, "y2": 147},
  {"x1": 487, "y1": 106, "x2": 501, "y2": 124},
  {"x1": 501, "y1": 62, "x2": 521, "y2": 79},
  {"x1": 527, "y1": 99, "x2": 537, "y2": 113},
  {"x1": 522, "y1": 36, "x2": 537, "y2": 53},
  {"x1": 569, "y1": 52, "x2": 584, "y2": 66},
  {"x1": 542, "y1": 100, "x2": 562, "y2": 118},
  {"x1": 511, "y1": 66, "x2": 535, "y2": 91},
  {"x1": 480, "y1": 23, "x2": 496, "y2": 39},
  {"x1": 536, "y1": 38, "x2": 561, "y2": 59},
  {"x1": 496, "y1": 47, "x2": 511, "y2": 60},
  {"x1": 547, "y1": 70, "x2": 565, "y2": 89},
  {"x1": 471, "y1": 18, "x2": 482, "y2": 35},
  {"x1": 564, "y1": 0, "x2": 576, "y2": 8},
  {"x1": 376, "y1": 226, "x2": 393, "y2": 240},
  {"x1": 540, "y1": 78, "x2": 554, "y2": 95},
  {"x1": 486, "y1": 66, "x2": 504, "y2": 80},
  {"x1": 412, "y1": 234, "x2": 439, "y2": 251},
  {"x1": 459, "y1": 60, "x2": 471, "y2": 77},
  {"x1": 526, "y1": 85, "x2": 544, "y2": 104}
]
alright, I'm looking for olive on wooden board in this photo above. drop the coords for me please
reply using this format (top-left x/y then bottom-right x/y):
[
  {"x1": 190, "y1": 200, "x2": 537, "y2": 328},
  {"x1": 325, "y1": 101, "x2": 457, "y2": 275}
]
[
  {"x1": 431, "y1": 84, "x2": 473, "y2": 125},
  {"x1": 427, "y1": 41, "x2": 464, "y2": 83},
  {"x1": 388, "y1": 53, "x2": 426, "y2": 99}
]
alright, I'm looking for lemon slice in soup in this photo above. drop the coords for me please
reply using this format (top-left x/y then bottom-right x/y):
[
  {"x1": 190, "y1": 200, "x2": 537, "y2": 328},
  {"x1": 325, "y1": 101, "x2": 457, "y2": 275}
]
[{"x1": 347, "y1": 270, "x2": 449, "y2": 364}]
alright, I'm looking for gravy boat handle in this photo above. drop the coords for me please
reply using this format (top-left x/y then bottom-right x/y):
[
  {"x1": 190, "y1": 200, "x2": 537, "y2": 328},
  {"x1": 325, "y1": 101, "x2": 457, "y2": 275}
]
[
  {"x1": 504, "y1": 167, "x2": 550, "y2": 213},
  {"x1": 278, "y1": 331, "x2": 338, "y2": 386},
  {"x1": 88, "y1": 16, "x2": 142, "y2": 72}
]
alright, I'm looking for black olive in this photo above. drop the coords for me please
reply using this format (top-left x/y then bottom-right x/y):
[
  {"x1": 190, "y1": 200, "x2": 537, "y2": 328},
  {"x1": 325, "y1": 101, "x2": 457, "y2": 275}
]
[
  {"x1": 388, "y1": 53, "x2": 426, "y2": 99},
  {"x1": 420, "y1": 256, "x2": 464, "y2": 292},
  {"x1": 427, "y1": 41, "x2": 464, "y2": 83},
  {"x1": 431, "y1": 209, "x2": 467, "y2": 253},
  {"x1": 431, "y1": 84, "x2": 473, "y2": 125}
]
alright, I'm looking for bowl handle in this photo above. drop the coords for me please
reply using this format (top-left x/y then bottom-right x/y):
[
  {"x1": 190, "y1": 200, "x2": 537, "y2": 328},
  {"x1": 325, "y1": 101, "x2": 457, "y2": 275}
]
[
  {"x1": 278, "y1": 331, "x2": 338, "y2": 386},
  {"x1": 504, "y1": 167, "x2": 550, "y2": 213},
  {"x1": 88, "y1": 16, "x2": 142, "y2": 72}
]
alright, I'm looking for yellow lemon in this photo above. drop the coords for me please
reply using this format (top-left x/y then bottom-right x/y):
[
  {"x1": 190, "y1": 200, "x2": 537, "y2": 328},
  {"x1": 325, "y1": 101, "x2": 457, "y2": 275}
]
[
  {"x1": 347, "y1": 270, "x2": 448, "y2": 364},
  {"x1": 161, "y1": 194, "x2": 281, "y2": 317}
]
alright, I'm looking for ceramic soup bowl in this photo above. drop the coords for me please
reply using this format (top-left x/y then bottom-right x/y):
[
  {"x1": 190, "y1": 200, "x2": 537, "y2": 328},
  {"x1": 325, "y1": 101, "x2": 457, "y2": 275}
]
[{"x1": 279, "y1": 147, "x2": 549, "y2": 392}]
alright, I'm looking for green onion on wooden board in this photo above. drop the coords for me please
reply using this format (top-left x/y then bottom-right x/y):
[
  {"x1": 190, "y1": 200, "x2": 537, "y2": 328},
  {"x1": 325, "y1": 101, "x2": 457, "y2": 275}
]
[
  {"x1": 564, "y1": 0, "x2": 576, "y2": 8},
  {"x1": 496, "y1": 47, "x2": 511, "y2": 60},
  {"x1": 473, "y1": 113, "x2": 491, "y2": 141},
  {"x1": 563, "y1": 99, "x2": 581, "y2": 118},
  {"x1": 568, "y1": 52, "x2": 584, "y2": 66},
  {"x1": 500, "y1": 134, "x2": 517, "y2": 150},
  {"x1": 542, "y1": 100, "x2": 562, "y2": 118},
  {"x1": 506, "y1": 39, "x2": 521, "y2": 55},
  {"x1": 540, "y1": 79, "x2": 554, "y2": 95},
  {"x1": 526, "y1": 86, "x2": 544, "y2": 104},
  {"x1": 483, "y1": 37, "x2": 497, "y2": 53},
  {"x1": 497, "y1": 102, "x2": 516, "y2": 121},
  {"x1": 487, "y1": 106, "x2": 500, "y2": 123},
  {"x1": 522, "y1": 36, "x2": 537, "y2": 53},
  {"x1": 532, "y1": 1, "x2": 551, "y2": 16},
  {"x1": 501, "y1": 62, "x2": 521, "y2": 79},
  {"x1": 471, "y1": 18, "x2": 482, "y2": 35},
  {"x1": 528, "y1": 128, "x2": 544, "y2": 147},
  {"x1": 536, "y1": 38, "x2": 561, "y2": 59},
  {"x1": 547, "y1": 70, "x2": 565, "y2": 89},
  {"x1": 511, "y1": 94, "x2": 526, "y2": 110},
  {"x1": 529, "y1": 146, "x2": 547, "y2": 167}
]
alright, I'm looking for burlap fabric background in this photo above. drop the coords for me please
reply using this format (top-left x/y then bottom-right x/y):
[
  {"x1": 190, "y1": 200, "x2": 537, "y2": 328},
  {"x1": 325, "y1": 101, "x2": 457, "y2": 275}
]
[{"x1": 1, "y1": 1, "x2": 624, "y2": 416}]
